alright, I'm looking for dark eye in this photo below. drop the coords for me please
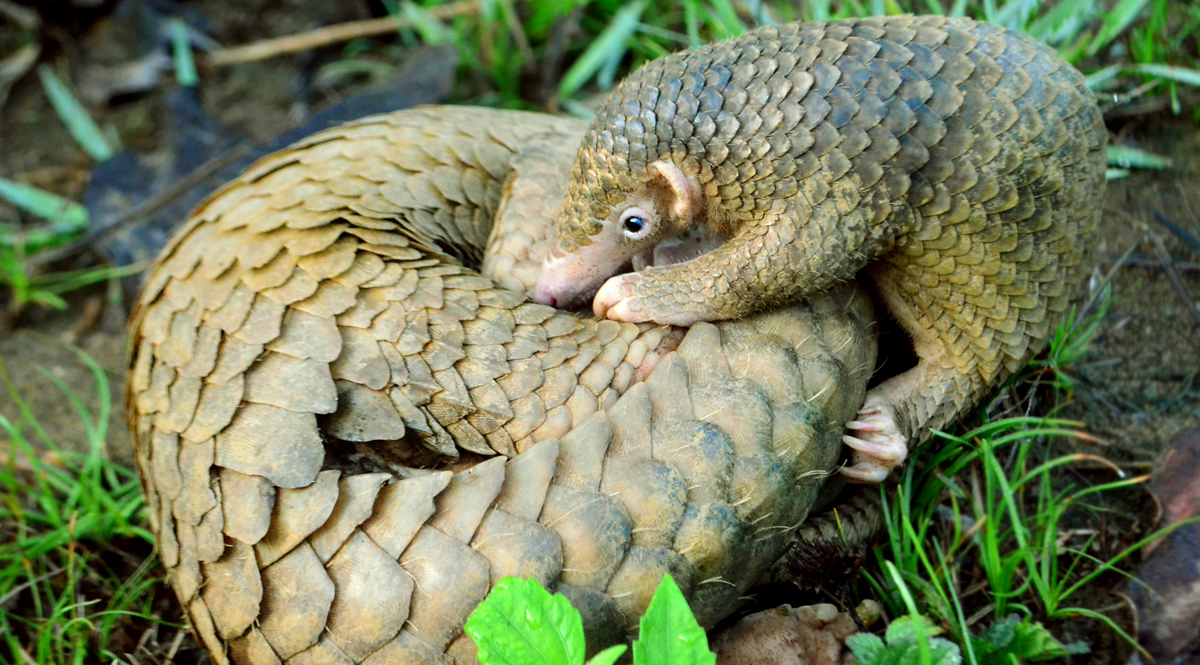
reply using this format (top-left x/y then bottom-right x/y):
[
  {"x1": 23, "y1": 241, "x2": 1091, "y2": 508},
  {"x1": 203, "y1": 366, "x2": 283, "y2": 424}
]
[{"x1": 619, "y1": 206, "x2": 653, "y2": 240}]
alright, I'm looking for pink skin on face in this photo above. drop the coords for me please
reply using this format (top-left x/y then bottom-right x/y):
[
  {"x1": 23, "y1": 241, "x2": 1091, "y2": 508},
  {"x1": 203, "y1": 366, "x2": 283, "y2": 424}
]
[{"x1": 533, "y1": 248, "x2": 624, "y2": 311}]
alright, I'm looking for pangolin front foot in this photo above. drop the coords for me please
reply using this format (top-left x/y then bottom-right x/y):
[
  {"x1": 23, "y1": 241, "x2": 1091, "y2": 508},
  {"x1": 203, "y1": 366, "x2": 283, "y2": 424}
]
[
  {"x1": 840, "y1": 396, "x2": 908, "y2": 483},
  {"x1": 594, "y1": 273, "x2": 704, "y2": 326}
]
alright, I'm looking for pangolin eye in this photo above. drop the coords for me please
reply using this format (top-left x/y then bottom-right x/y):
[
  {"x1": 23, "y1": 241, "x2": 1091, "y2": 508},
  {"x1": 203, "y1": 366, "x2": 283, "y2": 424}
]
[{"x1": 619, "y1": 207, "x2": 653, "y2": 240}]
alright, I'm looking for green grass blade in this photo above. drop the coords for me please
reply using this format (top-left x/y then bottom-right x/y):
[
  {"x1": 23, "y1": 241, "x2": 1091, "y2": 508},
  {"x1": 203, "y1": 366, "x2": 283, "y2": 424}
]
[
  {"x1": 558, "y1": 0, "x2": 648, "y2": 99},
  {"x1": 0, "y1": 178, "x2": 88, "y2": 230},
  {"x1": 683, "y1": 0, "x2": 702, "y2": 48},
  {"x1": 400, "y1": 0, "x2": 453, "y2": 46},
  {"x1": 1107, "y1": 145, "x2": 1171, "y2": 170},
  {"x1": 994, "y1": 0, "x2": 1041, "y2": 31},
  {"x1": 169, "y1": 19, "x2": 198, "y2": 87},
  {"x1": 808, "y1": 0, "x2": 831, "y2": 21},
  {"x1": 1027, "y1": 0, "x2": 1093, "y2": 44},
  {"x1": 1130, "y1": 63, "x2": 1200, "y2": 87},
  {"x1": 36, "y1": 66, "x2": 114, "y2": 163},
  {"x1": 1088, "y1": 0, "x2": 1151, "y2": 57},
  {"x1": 708, "y1": 0, "x2": 747, "y2": 37}
]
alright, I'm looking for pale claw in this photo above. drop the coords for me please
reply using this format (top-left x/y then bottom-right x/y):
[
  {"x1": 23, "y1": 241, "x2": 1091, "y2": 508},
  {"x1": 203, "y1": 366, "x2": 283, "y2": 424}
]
[
  {"x1": 840, "y1": 399, "x2": 908, "y2": 484},
  {"x1": 593, "y1": 274, "x2": 645, "y2": 322}
]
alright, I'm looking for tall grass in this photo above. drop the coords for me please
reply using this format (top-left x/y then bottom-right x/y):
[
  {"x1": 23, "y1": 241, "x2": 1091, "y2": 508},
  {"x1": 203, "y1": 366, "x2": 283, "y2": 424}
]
[
  {"x1": 0, "y1": 349, "x2": 178, "y2": 664},
  {"x1": 380, "y1": 0, "x2": 1200, "y2": 110}
]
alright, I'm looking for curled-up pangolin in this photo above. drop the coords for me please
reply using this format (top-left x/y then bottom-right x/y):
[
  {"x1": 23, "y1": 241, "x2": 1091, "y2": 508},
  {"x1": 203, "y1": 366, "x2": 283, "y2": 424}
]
[
  {"x1": 533, "y1": 15, "x2": 1107, "y2": 482},
  {"x1": 127, "y1": 105, "x2": 878, "y2": 665}
]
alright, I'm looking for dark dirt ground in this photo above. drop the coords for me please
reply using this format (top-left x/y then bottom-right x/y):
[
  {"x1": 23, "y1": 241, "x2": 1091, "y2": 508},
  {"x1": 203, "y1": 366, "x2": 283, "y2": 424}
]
[{"x1": 1, "y1": 2, "x2": 1199, "y2": 663}]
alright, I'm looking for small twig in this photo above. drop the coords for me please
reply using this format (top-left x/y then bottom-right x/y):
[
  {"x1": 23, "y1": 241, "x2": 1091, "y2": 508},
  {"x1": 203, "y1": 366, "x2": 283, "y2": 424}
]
[
  {"x1": 1146, "y1": 206, "x2": 1200, "y2": 256},
  {"x1": 1147, "y1": 230, "x2": 1200, "y2": 329},
  {"x1": 1101, "y1": 88, "x2": 1200, "y2": 120},
  {"x1": 1113, "y1": 254, "x2": 1200, "y2": 273},
  {"x1": 206, "y1": 1, "x2": 479, "y2": 67},
  {"x1": 0, "y1": 0, "x2": 40, "y2": 30},
  {"x1": 0, "y1": 565, "x2": 68, "y2": 606},
  {"x1": 162, "y1": 629, "x2": 186, "y2": 665}
]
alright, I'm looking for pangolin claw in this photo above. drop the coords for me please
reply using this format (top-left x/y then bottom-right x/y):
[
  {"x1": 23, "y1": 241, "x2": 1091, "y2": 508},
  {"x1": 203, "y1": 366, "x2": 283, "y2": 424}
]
[
  {"x1": 840, "y1": 401, "x2": 908, "y2": 484},
  {"x1": 594, "y1": 273, "x2": 643, "y2": 322}
]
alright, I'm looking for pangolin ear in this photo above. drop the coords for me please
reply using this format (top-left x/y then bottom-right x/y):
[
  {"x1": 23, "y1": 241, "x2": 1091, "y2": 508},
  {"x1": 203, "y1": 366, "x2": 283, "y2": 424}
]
[{"x1": 649, "y1": 160, "x2": 699, "y2": 220}]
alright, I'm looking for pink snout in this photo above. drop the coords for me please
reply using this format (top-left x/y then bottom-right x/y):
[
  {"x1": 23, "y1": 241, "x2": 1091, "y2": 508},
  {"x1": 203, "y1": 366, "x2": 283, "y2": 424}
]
[{"x1": 532, "y1": 275, "x2": 565, "y2": 308}]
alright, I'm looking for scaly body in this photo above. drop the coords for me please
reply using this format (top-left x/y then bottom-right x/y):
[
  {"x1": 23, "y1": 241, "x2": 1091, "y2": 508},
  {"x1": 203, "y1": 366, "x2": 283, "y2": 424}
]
[
  {"x1": 126, "y1": 107, "x2": 877, "y2": 664},
  {"x1": 535, "y1": 15, "x2": 1107, "y2": 480}
]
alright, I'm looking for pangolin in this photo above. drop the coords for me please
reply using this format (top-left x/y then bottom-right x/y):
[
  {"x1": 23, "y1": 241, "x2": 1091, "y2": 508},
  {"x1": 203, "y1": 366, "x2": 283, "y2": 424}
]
[
  {"x1": 127, "y1": 106, "x2": 878, "y2": 664},
  {"x1": 533, "y1": 15, "x2": 1107, "y2": 482}
]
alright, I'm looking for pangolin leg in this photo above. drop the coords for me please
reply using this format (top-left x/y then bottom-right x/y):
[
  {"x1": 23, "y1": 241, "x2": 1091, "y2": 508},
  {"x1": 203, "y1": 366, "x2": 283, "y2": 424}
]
[
  {"x1": 841, "y1": 396, "x2": 907, "y2": 483},
  {"x1": 840, "y1": 265, "x2": 987, "y2": 483}
]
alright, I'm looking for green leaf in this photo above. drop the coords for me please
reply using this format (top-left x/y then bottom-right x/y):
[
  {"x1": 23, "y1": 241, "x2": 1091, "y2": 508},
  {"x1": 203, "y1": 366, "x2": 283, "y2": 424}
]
[
  {"x1": 971, "y1": 616, "x2": 1089, "y2": 664},
  {"x1": 586, "y1": 645, "x2": 628, "y2": 665},
  {"x1": 558, "y1": 0, "x2": 648, "y2": 99},
  {"x1": 1006, "y1": 619, "x2": 1089, "y2": 661},
  {"x1": 465, "y1": 577, "x2": 585, "y2": 665},
  {"x1": 37, "y1": 65, "x2": 114, "y2": 163},
  {"x1": 847, "y1": 616, "x2": 962, "y2": 665},
  {"x1": 845, "y1": 633, "x2": 887, "y2": 660},
  {"x1": 632, "y1": 575, "x2": 715, "y2": 665}
]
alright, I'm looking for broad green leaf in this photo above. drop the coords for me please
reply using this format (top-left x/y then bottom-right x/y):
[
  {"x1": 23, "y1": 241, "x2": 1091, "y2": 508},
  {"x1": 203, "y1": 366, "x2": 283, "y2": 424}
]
[
  {"x1": 37, "y1": 65, "x2": 114, "y2": 162},
  {"x1": 1088, "y1": 0, "x2": 1151, "y2": 57},
  {"x1": 632, "y1": 575, "x2": 715, "y2": 665},
  {"x1": 558, "y1": 0, "x2": 647, "y2": 99},
  {"x1": 884, "y1": 615, "x2": 945, "y2": 644},
  {"x1": 846, "y1": 616, "x2": 961, "y2": 665},
  {"x1": 465, "y1": 577, "x2": 586, "y2": 665},
  {"x1": 1007, "y1": 620, "x2": 1089, "y2": 660},
  {"x1": 971, "y1": 616, "x2": 1089, "y2": 664},
  {"x1": 845, "y1": 633, "x2": 887, "y2": 661}
]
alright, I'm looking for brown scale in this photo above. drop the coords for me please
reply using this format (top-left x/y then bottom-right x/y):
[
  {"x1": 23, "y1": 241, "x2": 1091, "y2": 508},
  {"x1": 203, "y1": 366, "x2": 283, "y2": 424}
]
[
  {"x1": 128, "y1": 107, "x2": 881, "y2": 664},
  {"x1": 538, "y1": 16, "x2": 1105, "y2": 482}
]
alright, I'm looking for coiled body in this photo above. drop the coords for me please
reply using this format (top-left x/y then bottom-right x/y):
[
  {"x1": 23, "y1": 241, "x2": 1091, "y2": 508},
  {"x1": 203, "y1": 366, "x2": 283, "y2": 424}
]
[{"x1": 126, "y1": 107, "x2": 877, "y2": 664}]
